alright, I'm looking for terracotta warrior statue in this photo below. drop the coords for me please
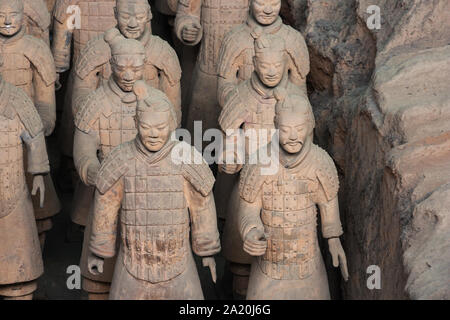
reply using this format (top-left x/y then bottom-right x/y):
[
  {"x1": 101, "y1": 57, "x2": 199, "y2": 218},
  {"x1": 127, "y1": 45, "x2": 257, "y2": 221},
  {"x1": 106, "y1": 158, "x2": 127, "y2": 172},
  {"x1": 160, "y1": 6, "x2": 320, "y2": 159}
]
[
  {"x1": 52, "y1": 0, "x2": 117, "y2": 74},
  {"x1": 52, "y1": 0, "x2": 117, "y2": 174},
  {"x1": 0, "y1": 74, "x2": 49, "y2": 300},
  {"x1": 218, "y1": 34, "x2": 304, "y2": 297},
  {"x1": 174, "y1": 0, "x2": 250, "y2": 133},
  {"x1": 238, "y1": 94, "x2": 349, "y2": 299},
  {"x1": 69, "y1": 0, "x2": 181, "y2": 228},
  {"x1": 217, "y1": 0, "x2": 309, "y2": 107},
  {"x1": 0, "y1": 0, "x2": 60, "y2": 249},
  {"x1": 73, "y1": 0, "x2": 181, "y2": 126},
  {"x1": 73, "y1": 31, "x2": 147, "y2": 300},
  {"x1": 87, "y1": 80, "x2": 220, "y2": 300},
  {"x1": 23, "y1": 0, "x2": 51, "y2": 45}
]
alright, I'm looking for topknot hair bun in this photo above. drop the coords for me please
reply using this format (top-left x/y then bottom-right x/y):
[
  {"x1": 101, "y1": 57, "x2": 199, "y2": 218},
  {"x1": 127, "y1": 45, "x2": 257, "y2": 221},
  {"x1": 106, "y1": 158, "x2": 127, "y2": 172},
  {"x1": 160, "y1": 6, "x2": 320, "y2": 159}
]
[
  {"x1": 133, "y1": 80, "x2": 148, "y2": 101},
  {"x1": 104, "y1": 28, "x2": 122, "y2": 45}
]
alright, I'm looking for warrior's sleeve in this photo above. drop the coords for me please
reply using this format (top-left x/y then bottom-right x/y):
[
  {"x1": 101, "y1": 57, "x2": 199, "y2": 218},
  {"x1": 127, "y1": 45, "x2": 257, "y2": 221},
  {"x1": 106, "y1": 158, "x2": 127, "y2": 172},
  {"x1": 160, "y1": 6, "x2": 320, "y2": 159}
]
[
  {"x1": 217, "y1": 29, "x2": 246, "y2": 107},
  {"x1": 52, "y1": 0, "x2": 75, "y2": 72},
  {"x1": 90, "y1": 179, "x2": 124, "y2": 258},
  {"x1": 148, "y1": 37, "x2": 183, "y2": 125},
  {"x1": 16, "y1": 96, "x2": 50, "y2": 175},
  {"x1": 73, "y1": 127, "x2": 100, "y2": 186},
  {"x1": 314, "y1": 149, "x2": 343, "y2": 239},
  {"x1": 174, "y1": 0, "x2": 203, "y2": 46},
  {"x1": 238, "y1": 164, "x2": 265, "y2": 240},
  {"x1": 32, "y1": 67, "x2": 57, "y2": 137},
  {"x1": 182, "y1": 147, "x2": 220, "y2": 257}
]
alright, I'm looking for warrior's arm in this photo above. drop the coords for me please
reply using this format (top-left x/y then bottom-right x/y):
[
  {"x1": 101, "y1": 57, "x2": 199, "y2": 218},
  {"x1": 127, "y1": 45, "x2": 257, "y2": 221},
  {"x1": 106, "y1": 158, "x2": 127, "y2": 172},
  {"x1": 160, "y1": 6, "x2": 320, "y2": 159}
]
[
  {"x1": 89, "y1": 179, "x2": 124, "y2": 258},
  {"x1": 32, "y1": 66, "x2": 56, "y2": 136},
  {"x1": 21, "y1": 126, "x2": 50, "y2": 176},
  {"x1": 185, "y1": 180, "x2": 221, "y2": 257},
  {"x1": 52, "y1": 4, "x2": 74, "y2": 73},
  {"x1": 159, "y1": 71, "x2": 182, "y2": 127},
  {"x1": 238, "y1": 189, "x2": 264, "y2": 241},
  {"x1": 73, "y1": 127, "x2": 101, "y2": 186},
  {"x1": 217, "y1": 48, "x2": 245, "y2": 108},
  {"x1": 72, "y1": 68, "x2": 103, "y2": 115},
  {"x1": 318, "y1": 196, "x2": 343, "y2": 239},
  {"x1": 174, "y1": 0, "x2": 203, "y2": 46}
]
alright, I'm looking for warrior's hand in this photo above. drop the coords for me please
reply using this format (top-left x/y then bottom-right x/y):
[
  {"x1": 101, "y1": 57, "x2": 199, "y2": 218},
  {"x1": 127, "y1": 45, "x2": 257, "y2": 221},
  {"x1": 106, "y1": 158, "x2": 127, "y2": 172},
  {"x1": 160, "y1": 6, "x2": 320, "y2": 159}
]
[
  {"x1": 202, "y1": 257, "x2": 217, "y2": 283},
  {"x1": 88, "y1": 252, "x2": 104, "y2": 276},
  {"x1": 328, "y1": 237, "x2": 349, "y2": 281},
  {"x1": 182, "y1": 21, "x2": 201, "y2": 43},
  {"x1": 55, "y1": 73, "x2": 62, "y2": 91},
  {"x1": 87, "y1": 162, "x2": 101, "y2": 186},
  {"x1": 32, "y1": 175, "x2": 45, "y2": 208},
  {"x1": 219, "y1": 163, "x2": 242, "y2": 175},
  {"x1": 244, "y1": 228, "x2": 267, "y2": 257}
]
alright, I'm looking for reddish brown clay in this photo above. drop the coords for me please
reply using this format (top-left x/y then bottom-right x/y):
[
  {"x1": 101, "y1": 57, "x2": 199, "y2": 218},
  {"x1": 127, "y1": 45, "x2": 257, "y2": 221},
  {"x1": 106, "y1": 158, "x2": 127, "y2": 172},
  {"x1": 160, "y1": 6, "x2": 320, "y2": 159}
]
[
  {"x1": 23, "y1": 0, "x2": 51, "y2": 45},
  {"x1": 0, "y1": 0, "x2": 60, "y2": 248},
  {"x1": 0, "y1": 75, "x2": 49, "y2": 300},
  {"x1": 174, "y1": 0, "x2": 250, "y2": 133},
  {"x1": 52, "y1": 0, "x2": 117, "y2": 159},
  {"x1": 217, "y1": 0, "x2": 310, "y2": 107},
  {"x1": 87, "y1": 80, "x2": 220, "y2": 300},
  {"x1": 238, "y1": 94, "x2": 348, "y2": 299},
  {"x1": 70, "y1": 0, "x2": 181, "y2": 227},
  {"x1": 73, "y1": 31, "x2": 146, "y2": 299},
  {"x1": 217, "y1": 33, "x2": 305, "y2": 296}
]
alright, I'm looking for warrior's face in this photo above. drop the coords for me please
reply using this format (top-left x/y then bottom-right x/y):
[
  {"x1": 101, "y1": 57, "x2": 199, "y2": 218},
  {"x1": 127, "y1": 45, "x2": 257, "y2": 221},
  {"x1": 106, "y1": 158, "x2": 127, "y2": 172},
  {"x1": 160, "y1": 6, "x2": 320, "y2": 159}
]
[
  {"x1": 116, "y1": 0, "x2": 150, "y2": 40},
  {"x1": 251, "y1": 0, "x2": 281, "y2": 26},
  {"x1": 111, "y1": 55, "x2": 145, "y2": 92},
  {"x1": 277, "y1": 111, "x2": 310, "y2": 154},
  {"x1": 0, "y1": 0, "x2": 24, "y2": 37},
  {"x1": 253, "y1": 50, "x2": 286, "y2": 88},
  {"x1": 137, "y1": 111, "x2": 171, "y2": 152}
]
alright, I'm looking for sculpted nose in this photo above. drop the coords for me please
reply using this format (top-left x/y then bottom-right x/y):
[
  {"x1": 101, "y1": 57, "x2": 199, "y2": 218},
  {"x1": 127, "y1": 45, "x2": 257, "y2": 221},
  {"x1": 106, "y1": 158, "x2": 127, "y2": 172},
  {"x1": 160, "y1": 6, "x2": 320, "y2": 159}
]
[
  {"x1": 4, "y1": 14, "x2": 11, "y2": 25},
  {"x1": 264, "y1": 5, "x2": 273, "y2": 14},
  {"x1": 128, "y1": 16, "x2": 138, "y2": 27},
  {"x1": 289, "y1": 129, "x2": 298, "y2": 140},
  {"x1": 123, "y1": 70, "x2": 134, "y2": 80}
]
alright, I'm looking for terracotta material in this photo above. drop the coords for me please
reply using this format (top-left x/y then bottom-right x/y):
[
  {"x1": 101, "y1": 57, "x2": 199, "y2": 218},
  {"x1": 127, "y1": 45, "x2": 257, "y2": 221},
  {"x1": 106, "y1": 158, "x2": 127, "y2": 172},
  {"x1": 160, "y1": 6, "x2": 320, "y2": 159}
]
[
  {"x1": 52, "y1": 0, "x2": 117, "y2": 159},
  {"x1": 238, "y1": 94, "x2": 348, "y2": 299},
  {"x1": 0, "y1": 0, "x2": 60, "y2": 248},
  {"x1": 52, "y1": 0, "x2": 117, "y2": 73},
  {"x1": 87, "y1": 80, "x2": 220, "y2": 300},
  {"x1": 73, "y1": 0, "x2": 181, "y2": 125},
  {"x1": 217, "y1": 0, "x2": 310, "y2": 107},
  {"x1": 45, "y1": 0, "x2": 56, "y2": 15},
  {"x1": 174, "y1": 0, "x2": 250, "y2": 133},
  {"x1": 218, "y1": 33, "x2": 304, "y2": 296},
  {"x1": 69, "y1": 1, "x2": 181, "y2": 227},
  {"x1": 23, "y1": 0, "x2": 51, "y2": 45},
  {"x1": 73, "y1": 31, "x2": 146, "y2": 298},
  {"x1": 0, "y1": 76, "x2": 49, "y2": 299}
]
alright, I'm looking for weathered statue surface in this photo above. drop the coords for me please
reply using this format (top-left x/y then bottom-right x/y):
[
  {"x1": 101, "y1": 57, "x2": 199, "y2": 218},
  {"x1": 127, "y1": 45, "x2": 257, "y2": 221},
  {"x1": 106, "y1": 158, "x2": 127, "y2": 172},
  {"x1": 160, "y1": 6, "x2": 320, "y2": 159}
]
[
  {"x1": 174, "y1": 0, "x2": 250, "y2": 133},
  {"x1": 238, "y1": 94, "x2": 348, "y2": 299},
  {"x1": 87, "y1": 80, "x2": 220, "y2": 300},
  {"x1": 70, "y1": 0, "x2": 181, "y2": 227},
  {"x1": 0, "y1": 0, "x2": 60, "y2": 248},
  {"x1": 0, "y1": 75, "x2": 49, "y2": 300}
]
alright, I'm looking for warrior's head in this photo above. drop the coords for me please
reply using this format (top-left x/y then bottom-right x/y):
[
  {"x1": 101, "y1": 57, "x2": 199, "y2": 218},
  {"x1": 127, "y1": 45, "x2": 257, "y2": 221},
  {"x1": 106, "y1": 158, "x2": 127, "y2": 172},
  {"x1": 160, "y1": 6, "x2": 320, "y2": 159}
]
[
  {"x1": 274, "y1": 92, "x2": 315, "y2": 154},
  {"x1": 0, "y1": 0, "x2": 24, "y2": 37},
  {"x1": 115, "y1": 0, "x2": 151, "y2": 40},
  {"x1": 105, "y1": 28, "x2": 146, "y2": 92},
  {"x1": 253, "y1": 33, "x2": 287, "y2": 88},
  {"x1": 251, "y1": 0, "x2": 281, "y2": 26},
  {"x1": 133, "y1": 80, "x2": 177, "y2": 152}
]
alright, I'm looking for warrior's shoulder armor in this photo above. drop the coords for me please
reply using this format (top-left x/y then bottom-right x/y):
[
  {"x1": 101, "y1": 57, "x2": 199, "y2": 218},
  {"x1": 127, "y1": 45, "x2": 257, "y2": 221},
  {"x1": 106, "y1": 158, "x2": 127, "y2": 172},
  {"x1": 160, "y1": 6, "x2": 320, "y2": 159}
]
[
  {"x1": 75, "y1": 34, "x2": 111, "y2": 80},
  {"x1": 96, "y1": 141, "x2": 135, "y2": 194}
]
